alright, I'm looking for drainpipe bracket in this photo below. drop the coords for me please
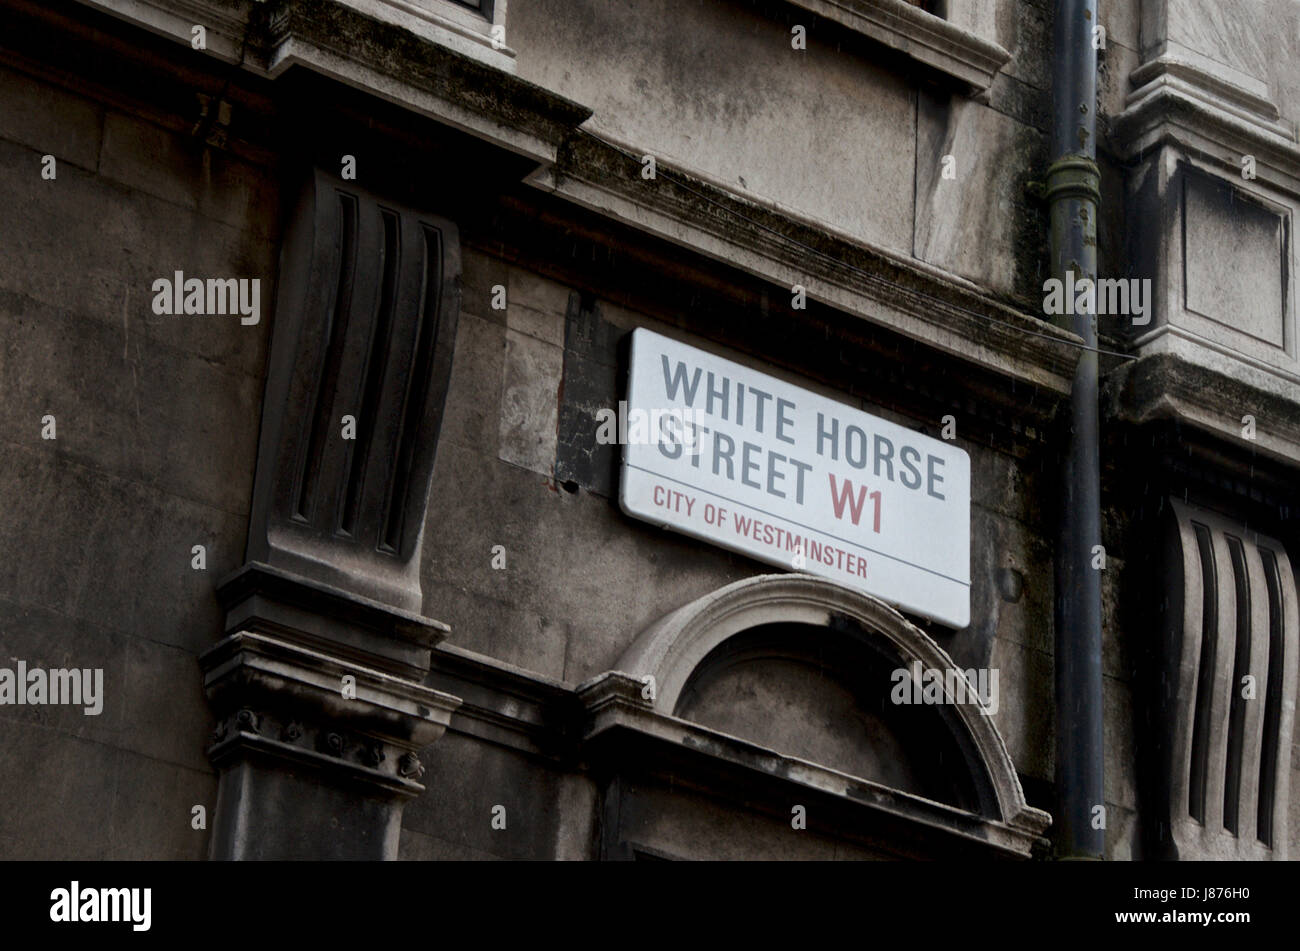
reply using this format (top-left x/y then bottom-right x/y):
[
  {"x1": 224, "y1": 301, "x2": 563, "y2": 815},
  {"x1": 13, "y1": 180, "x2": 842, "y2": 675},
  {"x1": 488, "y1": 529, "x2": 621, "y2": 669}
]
[{"x1": 1044, "y1": 156, "x2": 1101, "y2": 205}]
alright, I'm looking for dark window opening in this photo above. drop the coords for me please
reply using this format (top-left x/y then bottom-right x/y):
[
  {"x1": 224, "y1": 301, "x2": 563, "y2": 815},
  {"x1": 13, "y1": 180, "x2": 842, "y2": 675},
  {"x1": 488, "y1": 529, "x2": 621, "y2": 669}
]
[
  {"x1": 449, "y1": 0, "x2": 494, "y2": 19},
  {"x1": 909, "y1": 0, "x2": 947, "y2": 16}
]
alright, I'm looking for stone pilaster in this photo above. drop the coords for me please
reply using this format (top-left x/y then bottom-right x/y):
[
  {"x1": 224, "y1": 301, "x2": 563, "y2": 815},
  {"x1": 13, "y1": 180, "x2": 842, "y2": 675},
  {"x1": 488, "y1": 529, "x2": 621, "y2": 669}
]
[{"x1": 201, "y1": 565, "x2": 460, "y2": 859}]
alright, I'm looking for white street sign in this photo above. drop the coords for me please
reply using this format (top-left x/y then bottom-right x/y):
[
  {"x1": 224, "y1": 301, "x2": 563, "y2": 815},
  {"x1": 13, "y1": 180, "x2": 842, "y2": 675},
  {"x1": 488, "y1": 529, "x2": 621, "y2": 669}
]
[{"x1": 618, "y1": 329, "x2": 971, "y2": 627}]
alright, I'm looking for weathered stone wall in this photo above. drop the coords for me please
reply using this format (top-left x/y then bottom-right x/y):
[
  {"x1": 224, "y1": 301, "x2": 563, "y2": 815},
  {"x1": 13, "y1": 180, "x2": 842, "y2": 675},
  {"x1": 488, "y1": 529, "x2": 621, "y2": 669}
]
[
  {"x1": 0, "y1": 56, "x2": 278, "y2": 858},
  {"x1": 511, "y1": 0, "x2": 1055, "y2": 305},
  {"x1": 0, "y1": 0, "x2": 1069, "y2": 860},
  {"x1": 409, "y1": 242, "x2": 1058, "y2": 857},
  {"x1": 2, "y1": 0, "x2": 1296, "y2": 862}
]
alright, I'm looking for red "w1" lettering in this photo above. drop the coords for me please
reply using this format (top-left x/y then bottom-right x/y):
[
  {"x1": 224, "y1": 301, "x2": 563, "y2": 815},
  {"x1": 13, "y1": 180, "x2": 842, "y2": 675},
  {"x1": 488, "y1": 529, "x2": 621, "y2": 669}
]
[{"x1": 827, "y1": 474, "x2": 881, "y2": 533}]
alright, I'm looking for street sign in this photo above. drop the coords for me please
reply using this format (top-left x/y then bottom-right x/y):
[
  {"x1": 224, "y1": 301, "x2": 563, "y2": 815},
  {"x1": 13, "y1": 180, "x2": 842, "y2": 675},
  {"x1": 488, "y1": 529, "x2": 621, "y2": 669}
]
[{"x1": 619, "y1": 329, "x2": 971, "y2": 627}]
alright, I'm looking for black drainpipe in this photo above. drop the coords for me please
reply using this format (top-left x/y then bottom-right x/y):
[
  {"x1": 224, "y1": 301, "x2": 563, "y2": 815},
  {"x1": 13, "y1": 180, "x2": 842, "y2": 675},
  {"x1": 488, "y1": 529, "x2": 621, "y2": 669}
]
[{"x1": 1048, "y1": 0, "x2": 1104, "y2": 859}]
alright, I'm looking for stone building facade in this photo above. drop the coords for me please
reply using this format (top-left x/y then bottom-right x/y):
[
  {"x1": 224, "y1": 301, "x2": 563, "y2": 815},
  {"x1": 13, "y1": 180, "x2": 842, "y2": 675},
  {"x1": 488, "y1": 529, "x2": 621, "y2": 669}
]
[{"x1": 0, "y1": 0, "x2": 1297, "y2": 861}]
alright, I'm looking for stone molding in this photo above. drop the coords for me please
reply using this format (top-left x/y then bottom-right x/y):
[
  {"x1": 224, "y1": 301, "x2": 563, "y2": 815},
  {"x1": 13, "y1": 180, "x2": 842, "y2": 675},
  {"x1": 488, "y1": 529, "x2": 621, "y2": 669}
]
[
  {"x1": 328, "y1": 0, "x2": 513, "y2": 73},
  {"x1": 201, "y1": 629, "x2": 462, "y2": 797},
  {"x1": 601, "y1": 574, "x2": 1051, "y2": 854},
  {"x1": 80, "y1": 0, "x2": 256, "y2": 63},
  {"x1": 1106, "y1": 347, "x2": 1300, "y2": 471},
  {"x1": 410, "y1": 579, "x2": 1054, "y2": 858},
  {"x1": 576, "y1": 670, "x2": 1047, "y2": 858},
  {"x1": 1113, "y1": 0, "x2": 1300, "y2": 195},
  {"x1": 781, "y1": 0, "x2": 1010, "y2": 92},
  {"x1": 69, "y1": 0, "x2": 1074, "y2": 398},
  {"x1": 534, "y1": 132, "x2": 1084, "y2": 399},
  {"x1": 424, "y1": 642, "x2": 574, "y2": 759},
  {"x1": 1109, "y1": 7, "x2": 1300, "y2": 461},
  {"x1": 217, "y1": 561, "x2": 450, "y2": 677},
  {"x1": 257, "y1": 0, "x2": 590, "y2": 162},
  {"x1": 73, "y1": 0, "x2": 591, "y2": 164},
  {"x1": 1115, "y1": 57, "x2": 1300, "y2": 199}
]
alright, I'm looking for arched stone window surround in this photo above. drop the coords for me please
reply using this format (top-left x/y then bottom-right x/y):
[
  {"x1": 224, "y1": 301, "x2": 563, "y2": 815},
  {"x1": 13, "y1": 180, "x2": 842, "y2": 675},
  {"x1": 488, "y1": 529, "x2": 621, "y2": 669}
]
[{"x1": 616, "y1": 573, "x2": 1049, "y2": 840}]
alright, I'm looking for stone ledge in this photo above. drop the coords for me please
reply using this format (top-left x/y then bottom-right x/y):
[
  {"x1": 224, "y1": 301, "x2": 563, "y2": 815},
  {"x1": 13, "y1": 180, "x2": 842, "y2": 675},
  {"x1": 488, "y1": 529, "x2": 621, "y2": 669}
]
[
  {"x1": 782, "y1": 0, "x2": 1010, "y2": 92},
  {"x1": 71, "y1": 0, "x2": 592, "y2": 165},
  {"x1": 218, "y1": 561, "x2": 451, "y2": 678},
  {"x1": 1128, "y1": 53, "x2": 1286, "y2": 131},
  {"x1": 256, "y1": 0, "x2": 591, "y2": 164},
  {"x1": 426, "y1": 642, "x2": 577, "y2": 760},
  {"x1": 535, "y1": 131, "x2": 1083, "y2": 398},
  {"x1": 581, "y1": 691, "x2": 1050, "y2": 859},
  {"x1": 1104, "y1": 349, "x2": 1300, "y2": 471},
  {"x1": 1115, "y1": 54, "x2": 1300, "y2": 198},
  {"x1": 201, "y1": 629, "x2": 462, "y2": 794},
  {"x1": 336, "y1": 0, "x2": 515, "y2": 74},
  {"x1": 75, "y1": 0, "x2": 257, "y2": 64}
]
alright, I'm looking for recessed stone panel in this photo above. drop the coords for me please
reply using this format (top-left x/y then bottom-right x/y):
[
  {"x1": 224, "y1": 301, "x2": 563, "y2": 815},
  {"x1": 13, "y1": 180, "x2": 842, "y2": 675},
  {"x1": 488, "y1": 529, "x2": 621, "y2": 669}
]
[{"x1": 1183, "y1": 171, "x2": 1288, "y2": 348}]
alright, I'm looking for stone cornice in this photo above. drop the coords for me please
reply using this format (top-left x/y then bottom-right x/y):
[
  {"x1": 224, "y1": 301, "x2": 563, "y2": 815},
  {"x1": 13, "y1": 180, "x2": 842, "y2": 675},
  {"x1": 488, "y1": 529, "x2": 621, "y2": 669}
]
[
  {"x1": 256, "y1": 0, "x2": 591, "y2": 163},
  {"x1": 1114, "y1": 54, "x2": 1300, "y2": 197},
  {"x1": 580, "y1": 688, "x2": 1047, "y2": 858},
  {"x1": 1128, "y1": 54, "x2": 1285, "y2": 131},
  {"x1": 426, "y1": 643, "x2": 578, "y2": 759},
  {"x1": 218, "y1": 561, "x2": 450, "y2": 678},
  {"x1": 201, "y1": 628, "x2": 460, "y2": 727},
  {"x1": 535, "y1": 131, "x2": 1083, "y2": 398},
  {"x1": 201, "y1": 629, "x2": 462, "y2": 795},
  {"x1": 75, "y1": 0, "x2": 256, "y2": 62},
  {"x1": 71, "y1": 0, "x2": 592, "y2": 164},
  {"x1": 1105, "y1": 350, "x2": 1300, "y2": 472}
]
